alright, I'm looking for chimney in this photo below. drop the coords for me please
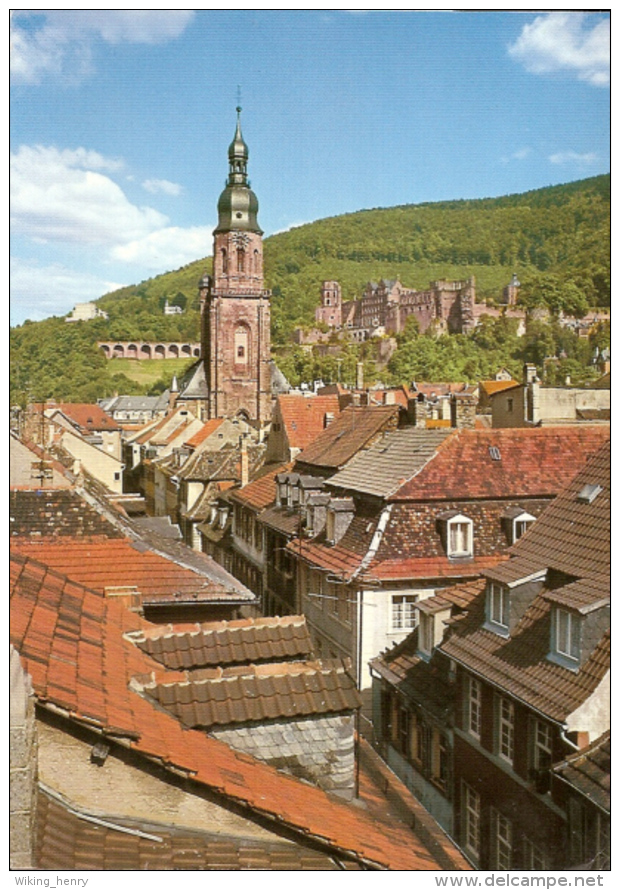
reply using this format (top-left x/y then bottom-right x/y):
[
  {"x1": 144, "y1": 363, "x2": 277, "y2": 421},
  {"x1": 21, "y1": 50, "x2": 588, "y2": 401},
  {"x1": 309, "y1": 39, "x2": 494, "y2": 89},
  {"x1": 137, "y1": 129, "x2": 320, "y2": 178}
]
[
  {"x1": 450, "y1": 394, "x2": 476, "y2": 429},
  {"x1": 239, "y1": 435, "x2": 249, "y2": 487},
  {"x1": 356, "y1": 362, "x2": 364, "y2": 391},
  {"x1": 523, "y1": 363, "x2": 537, "y2": 385},
  {"x1": 168, "y1": 376, "x2": 179, "y2": 411}
]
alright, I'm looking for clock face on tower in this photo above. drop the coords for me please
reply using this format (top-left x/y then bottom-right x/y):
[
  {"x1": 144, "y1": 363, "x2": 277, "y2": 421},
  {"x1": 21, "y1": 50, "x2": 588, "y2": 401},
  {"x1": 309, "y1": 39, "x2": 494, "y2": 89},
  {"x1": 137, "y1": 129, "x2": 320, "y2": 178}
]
[{"x1": 231, "y1": 231, "x2": 250, "y2": 247}]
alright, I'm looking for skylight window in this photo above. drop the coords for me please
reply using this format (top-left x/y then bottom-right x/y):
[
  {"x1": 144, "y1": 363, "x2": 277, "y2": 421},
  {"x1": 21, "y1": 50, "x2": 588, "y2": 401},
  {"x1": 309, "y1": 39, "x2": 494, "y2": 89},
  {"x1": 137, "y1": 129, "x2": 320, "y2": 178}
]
[
  {"x1": 489, "y1": 446, "x2": 501, "y2": 461},
  {"x1": 577, "y1": 483, "x2": 602, "y2": 504}
]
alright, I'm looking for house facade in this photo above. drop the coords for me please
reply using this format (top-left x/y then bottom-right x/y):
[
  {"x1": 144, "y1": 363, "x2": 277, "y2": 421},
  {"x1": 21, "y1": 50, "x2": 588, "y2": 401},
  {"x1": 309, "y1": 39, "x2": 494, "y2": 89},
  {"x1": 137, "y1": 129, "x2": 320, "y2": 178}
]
[{"x1": 370, "y1": 439, "x2": 610, "y2": 869}]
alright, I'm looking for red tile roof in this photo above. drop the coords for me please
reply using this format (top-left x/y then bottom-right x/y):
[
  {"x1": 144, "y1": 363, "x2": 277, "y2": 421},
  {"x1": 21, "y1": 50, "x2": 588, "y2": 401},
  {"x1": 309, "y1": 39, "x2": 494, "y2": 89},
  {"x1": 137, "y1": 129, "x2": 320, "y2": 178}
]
[
  {"x1": 391, "y1": 427, "x2": 610, "y2": 501},
  {"x1": 11, "y1": 551, "x2": 468, "y2": 870},
  {"x1": 487, "y1": 438, "x2": 611, "y2": 588},
  {"x1": 53, "y1": 403, "x2": 120, "y2": 432},
  {"x1": 277, "y1": 394, "x2": 341, "y2": 450},
  {"x1": 10, "y1": 537, "x2": 249, "y2": 604},
  {"x1": 184, "y1": 418, "x2": 225, "y2": 450}
]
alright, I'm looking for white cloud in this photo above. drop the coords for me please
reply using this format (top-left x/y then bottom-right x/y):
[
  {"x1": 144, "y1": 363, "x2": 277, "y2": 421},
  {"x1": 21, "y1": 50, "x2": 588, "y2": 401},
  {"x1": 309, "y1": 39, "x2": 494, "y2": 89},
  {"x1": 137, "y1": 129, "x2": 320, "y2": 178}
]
[
  {"x1": 548, "y1": 150, "x2": 598, "y2": 166},
  {"x1": 508, "y1": 13, "x2": 610, "y2": 87},
  {"x1": 11, "y1": 144, "x2": 168, "y2": 246},
  {"x1": 111, "y1": 225, "x2": 212, "y2": 271},
  {"x1": 142, "y1": 178, "x2": 183, "y2": 197},
  {"x1": 501, "y1": 147, "x2": 531, "y2": 164},
  {"x1": 10, "y1": 257, "x2": 124, "y2": 324},
  {"x1": 11, "y1": 10, "x2": 195, "y2": 84}
]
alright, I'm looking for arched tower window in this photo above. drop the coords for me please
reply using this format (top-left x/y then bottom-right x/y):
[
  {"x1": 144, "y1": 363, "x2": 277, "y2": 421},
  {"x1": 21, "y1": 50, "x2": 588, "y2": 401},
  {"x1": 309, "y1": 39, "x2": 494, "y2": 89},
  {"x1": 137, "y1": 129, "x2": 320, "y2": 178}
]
[
  {"x1": 237, "y1": 247, "x2": 245, "y2": 273},
  {"x1": 234, "y1": 325, "x2": 249, "y2": 367},
  {"x1": 221, "y1": 248, "x2": 228, "y2": 274}
]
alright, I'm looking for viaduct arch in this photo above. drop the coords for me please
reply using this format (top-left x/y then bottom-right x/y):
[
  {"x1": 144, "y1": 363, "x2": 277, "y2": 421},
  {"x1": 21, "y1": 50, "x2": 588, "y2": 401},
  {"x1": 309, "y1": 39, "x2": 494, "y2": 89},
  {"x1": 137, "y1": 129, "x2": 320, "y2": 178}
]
[{"x1": 98, "y1": 341, "x2": 201, "y2": 360}]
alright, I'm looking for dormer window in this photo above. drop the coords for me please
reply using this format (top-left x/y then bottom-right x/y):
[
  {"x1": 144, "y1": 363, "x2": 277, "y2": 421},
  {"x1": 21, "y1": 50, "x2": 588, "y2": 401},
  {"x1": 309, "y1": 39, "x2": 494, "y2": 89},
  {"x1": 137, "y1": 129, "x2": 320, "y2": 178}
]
[
  {"x1": 485, "y1": 582, "x2": 510, "y2": 636},
  {"x1": 552, "y1": 607, "x2": 580, "y2": 666},
  {"x1": 438, "y1": 512, "x2": 474, "y2": 558},
  {"x1": 502, "y1": 507, "x2": 536, "y2": 545}
]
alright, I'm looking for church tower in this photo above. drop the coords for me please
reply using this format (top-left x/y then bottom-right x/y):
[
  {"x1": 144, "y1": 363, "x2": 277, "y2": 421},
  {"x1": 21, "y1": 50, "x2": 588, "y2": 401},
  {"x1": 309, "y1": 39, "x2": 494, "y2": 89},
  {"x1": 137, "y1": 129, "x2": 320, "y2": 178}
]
[{"x1": 199, "y1": 107, "x2": 271, "y2": 425}]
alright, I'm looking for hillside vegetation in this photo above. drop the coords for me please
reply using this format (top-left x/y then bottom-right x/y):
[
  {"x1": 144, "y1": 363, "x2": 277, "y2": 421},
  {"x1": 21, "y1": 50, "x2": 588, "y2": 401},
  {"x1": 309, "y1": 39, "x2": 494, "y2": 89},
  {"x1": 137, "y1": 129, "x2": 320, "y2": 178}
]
[{"x1": 10, "y1": 174, "x2": 610, "y2": 404}]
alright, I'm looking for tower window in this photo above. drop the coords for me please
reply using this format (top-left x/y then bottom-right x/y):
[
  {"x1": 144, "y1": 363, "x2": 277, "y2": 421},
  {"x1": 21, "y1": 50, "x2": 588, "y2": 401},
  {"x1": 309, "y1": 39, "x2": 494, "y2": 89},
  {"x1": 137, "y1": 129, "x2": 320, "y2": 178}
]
[
  {"x1": 221, "y1": 248, "x2": 228, "y2": 273},
  {"x1": 234, "y1": 326, "x2": 249, "y2": 366},
  {"x1": 237, "y1": 248, "x2": 245, "y2": 272}
]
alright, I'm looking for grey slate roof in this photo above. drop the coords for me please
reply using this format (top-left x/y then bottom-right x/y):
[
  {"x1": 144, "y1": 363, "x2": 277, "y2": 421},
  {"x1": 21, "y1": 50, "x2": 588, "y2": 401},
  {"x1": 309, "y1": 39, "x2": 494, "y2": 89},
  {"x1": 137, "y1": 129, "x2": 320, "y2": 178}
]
[
  {"x1": 178, "y1": 361, "x2": 210, "y2": 399},
  {"x1": 328, "y1": 428, "x2": 453, "y2": 498}
]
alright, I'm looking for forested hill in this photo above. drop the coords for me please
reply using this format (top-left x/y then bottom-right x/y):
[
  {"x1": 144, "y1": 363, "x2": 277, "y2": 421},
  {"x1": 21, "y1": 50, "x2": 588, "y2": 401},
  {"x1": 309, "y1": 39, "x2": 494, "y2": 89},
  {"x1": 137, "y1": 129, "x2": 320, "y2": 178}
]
[{"x1": 10, "y1": 174, "x2": 610, "y2": 404}]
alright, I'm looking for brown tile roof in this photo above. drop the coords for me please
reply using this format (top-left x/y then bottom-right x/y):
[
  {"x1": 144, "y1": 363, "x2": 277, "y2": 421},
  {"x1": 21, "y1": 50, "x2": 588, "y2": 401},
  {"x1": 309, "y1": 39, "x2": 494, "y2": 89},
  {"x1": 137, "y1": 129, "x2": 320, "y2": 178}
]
[
  {"x1": 553, "y1": 731, "x2": 610, "y2": 813},
  {"x1": 10, "y1": 537, "x2": 247, "y2": 604},
  {"x1": 261, "y1": 504, "x2": 306, "y2": 537},
  {"x1": 278, "y1": 394, "x2": 341, "y2": 450},
  {"x1": 390, "y1": 426, "x2": 610, "y2": 501},
  {"x1": 440, "y1": 586, "x2": 610, "y2": 724},
  {"x1": 227, "y1": 462, "x2": 292, "y2": 510},
  {"x1": 10, "y1": 489, "x2": 125, "y2": 538},
  {"x1": 36, "y1": 787, "x2": 349, "y2": 870},
  {"x1": 288, "y1": 512, "x2": 379, "y2": 580},
  {"x1": 296, "y1": 405, "x2": 400, "y2": 471},
  {"x1": 328, "y1": 428, "x2": 453, "y2": 498},
  {"x1": 11, "y1": 551, "x2": 463, "y2": 870},
  {"x1": 128, "y1": 615, "x2": 314, "y2": 670},
  {"x1": 139, "y1": 659, "x2": 361, "y2": 728},
  {"x1": 176, "y1": 443, "x2": 265, "y2": 483},
  {"x1": 479, "y1": 379, "x2": 521, "y2": 396},
  {"x1": 486, "y1": 438, "x2": 610, "y2": 588},
  {"x1": 53, "y1": 403, "x2": 120, "y2": 432}
]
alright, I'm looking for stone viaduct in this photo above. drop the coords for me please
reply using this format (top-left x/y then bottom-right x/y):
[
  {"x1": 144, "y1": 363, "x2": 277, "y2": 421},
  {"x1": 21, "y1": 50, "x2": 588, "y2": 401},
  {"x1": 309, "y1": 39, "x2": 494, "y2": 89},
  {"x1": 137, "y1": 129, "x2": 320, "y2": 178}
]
[{"x1": 98, "y1": 342, "x2": 201, "y2": 360}]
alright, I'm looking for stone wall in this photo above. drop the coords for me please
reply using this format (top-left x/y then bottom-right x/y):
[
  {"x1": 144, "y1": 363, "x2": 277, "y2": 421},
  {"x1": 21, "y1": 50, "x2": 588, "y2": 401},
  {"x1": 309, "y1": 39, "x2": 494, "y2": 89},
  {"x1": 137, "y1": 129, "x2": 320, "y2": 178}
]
[{"x1": 211, "y1": 711, "x2": 357, "y2": 799}]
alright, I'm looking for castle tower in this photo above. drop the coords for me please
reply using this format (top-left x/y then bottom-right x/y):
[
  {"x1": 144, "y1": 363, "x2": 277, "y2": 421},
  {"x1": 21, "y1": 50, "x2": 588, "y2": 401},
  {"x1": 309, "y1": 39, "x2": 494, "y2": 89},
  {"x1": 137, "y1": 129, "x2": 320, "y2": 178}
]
[
  {"x1": 315, "y1": 280, "x2": 342, "y2": 328},
  {"x1": 200, "y1": 107, "x2": 272, "y2": 425}
]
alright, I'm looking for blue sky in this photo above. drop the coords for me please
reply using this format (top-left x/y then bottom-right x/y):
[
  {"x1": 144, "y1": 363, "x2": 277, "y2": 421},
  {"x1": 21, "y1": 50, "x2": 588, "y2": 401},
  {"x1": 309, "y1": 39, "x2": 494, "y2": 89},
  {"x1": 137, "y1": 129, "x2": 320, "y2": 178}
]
[{"x1": 10, "y1": 9, "x2": 610, "y2": 326}]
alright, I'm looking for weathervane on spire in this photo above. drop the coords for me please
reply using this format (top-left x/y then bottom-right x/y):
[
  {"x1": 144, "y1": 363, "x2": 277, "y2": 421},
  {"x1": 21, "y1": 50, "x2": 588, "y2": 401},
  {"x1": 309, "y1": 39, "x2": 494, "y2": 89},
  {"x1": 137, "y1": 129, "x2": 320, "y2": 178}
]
[{"x1": 236, "y1": 85, "x2": 242, "y2": 114}]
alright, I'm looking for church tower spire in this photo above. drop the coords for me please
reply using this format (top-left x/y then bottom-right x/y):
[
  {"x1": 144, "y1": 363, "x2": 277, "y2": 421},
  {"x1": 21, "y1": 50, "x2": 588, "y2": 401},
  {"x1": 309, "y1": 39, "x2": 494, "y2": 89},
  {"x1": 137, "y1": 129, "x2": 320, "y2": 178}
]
[{"x1": 199, "y1": 107, "x2": 271, "y2": 426}]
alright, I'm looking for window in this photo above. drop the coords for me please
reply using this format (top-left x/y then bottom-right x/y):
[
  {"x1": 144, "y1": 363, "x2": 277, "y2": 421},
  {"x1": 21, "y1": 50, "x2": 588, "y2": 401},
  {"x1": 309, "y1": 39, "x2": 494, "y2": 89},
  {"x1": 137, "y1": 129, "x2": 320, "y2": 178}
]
[
  {"x1": 506, "y1": 509, "x2": 536, "y2": 544},
  {"x1": 446, "y1": 515, "x2": 473, "y2": 558},
  {"x1": 497, "y1": 696, "x2": 515, "y2": 765},
  {"x1": 234, "y1": 326, "x2": 249, "y2": 366},
  {"x1": 487, "y1": 582, "x2": 509, "y2": 632},
  {"x1": 491, "y1": 810, "x2": 513, "y2": 870},
  {"x1": 431, "y1": 730, "x2": 450, "y2": 789},
  {"x1": 507, "y1": 398, "x2": 514, "y2": 414},
  {"x1": 462, "y1": 783, "x2": 481, "y2": 863},
  {"x1": 533, "y1": 720, "x2": 553, "y2": 772},
  {"x1": 523, "y1": 838, "x2": 548, "y2": 870},
  {"x1": 466, "y1": 676, "x2": 482, "y2": 739},
  {"x1": 555, "y1": 608, "x2": 580, "y2": 661},
  {"x1": 392, "y1": 594, "x2": 418, "y2": 631}
]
